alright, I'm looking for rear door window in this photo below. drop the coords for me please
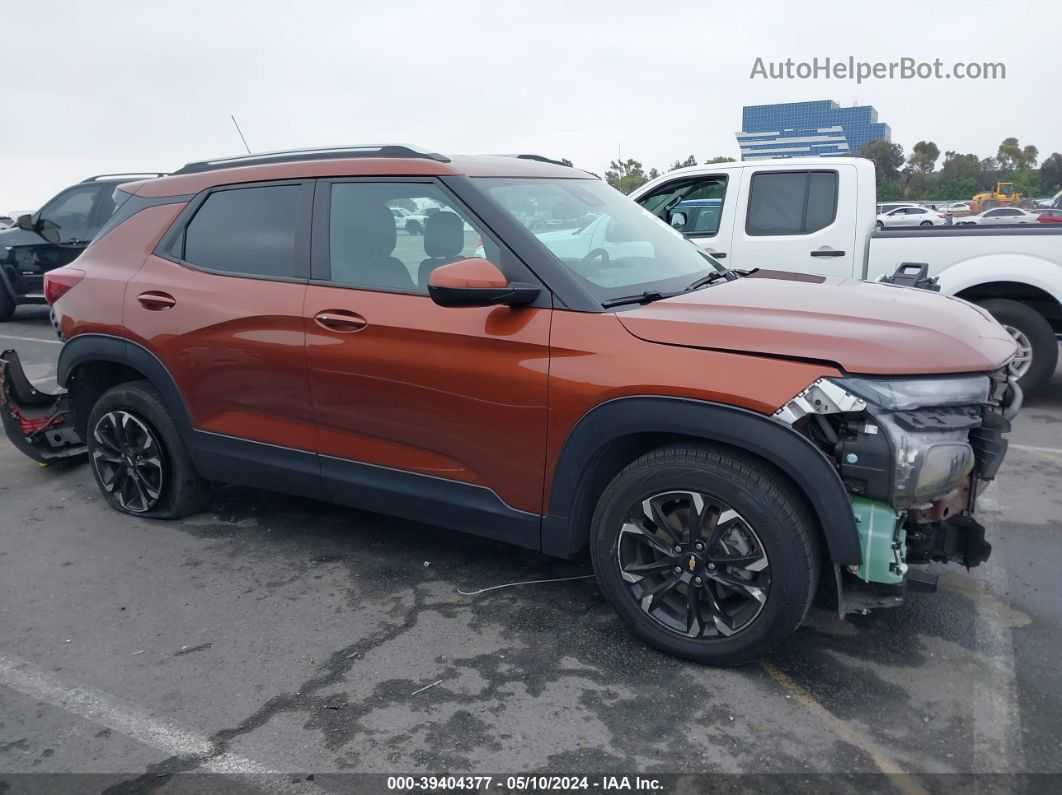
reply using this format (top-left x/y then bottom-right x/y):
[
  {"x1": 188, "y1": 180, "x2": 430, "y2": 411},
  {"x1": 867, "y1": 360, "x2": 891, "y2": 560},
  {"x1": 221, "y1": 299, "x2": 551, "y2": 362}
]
[
  {"x1": 181, "y1": 185, "x2": 301, "y2": 278},
  {"x1": 746, "y1": 171, "x2": 838, "y2": 236}
]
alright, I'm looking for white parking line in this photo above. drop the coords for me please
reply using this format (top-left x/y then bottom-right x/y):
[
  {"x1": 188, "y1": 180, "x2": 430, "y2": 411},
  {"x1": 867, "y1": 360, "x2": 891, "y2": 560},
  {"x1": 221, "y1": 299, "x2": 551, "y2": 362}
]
[
  {"x1": 0, "y1": 651, "x2": 282, "y2": 779},
  {"x1": 0, "y1": 334, "x2": 62, "y2": 345},
  {"x1": 1010, "y1": 443, "x2": 1062, "y2": 459}
]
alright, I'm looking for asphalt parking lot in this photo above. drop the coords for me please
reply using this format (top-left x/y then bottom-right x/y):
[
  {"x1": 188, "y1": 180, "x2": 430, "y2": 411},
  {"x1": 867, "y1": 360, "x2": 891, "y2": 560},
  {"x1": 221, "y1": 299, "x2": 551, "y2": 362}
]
[{"x1": 1, "y1": 304, "x2": 1061, "y2": 790}]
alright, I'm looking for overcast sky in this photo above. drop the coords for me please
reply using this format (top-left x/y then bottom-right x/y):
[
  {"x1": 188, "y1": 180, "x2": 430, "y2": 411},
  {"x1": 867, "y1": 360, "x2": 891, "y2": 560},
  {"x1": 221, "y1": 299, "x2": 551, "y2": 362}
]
[{"x1": 3, "y1": 0, "x2": 1060, "y2": 208}]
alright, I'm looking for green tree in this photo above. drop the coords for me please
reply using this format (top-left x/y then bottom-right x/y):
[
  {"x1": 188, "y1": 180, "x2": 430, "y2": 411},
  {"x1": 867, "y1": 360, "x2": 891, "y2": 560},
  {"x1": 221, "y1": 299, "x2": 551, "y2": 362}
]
[
  {"x1": 705, "y1": 156, "x2": 737, "y2": 164},
  {"x1": 669, "y1": 155, "x2": 697, "y2": 171},
  {"x1": 1039, "y1": 153, "x2": 1062, "y2": 194},
  {"x1": 907, "y1": 141, "x2": 940, "y2": 174},
  {"x1": 605, "y1": 159, "x2": 651, "y2": 194},
  {"x1": 997, "y1": 137, "x2": 1038, "y2": 171},
  {"x1": 976, "y1": 157, "x2": 1001, "y2": 191},
  {"x1": 859, "y1": 140, "x2": 904, "y2": 197},
  {"x1": 936, "y1": 152, "x2": 980, "y2": 200}
]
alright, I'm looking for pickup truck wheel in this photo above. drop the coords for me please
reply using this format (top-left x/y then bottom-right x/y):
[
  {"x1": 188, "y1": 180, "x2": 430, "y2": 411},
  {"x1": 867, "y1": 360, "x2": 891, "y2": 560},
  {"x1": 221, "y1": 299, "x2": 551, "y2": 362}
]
[
  {"x1": 590, "y1": 444, "x2": 819, "y2": 666},
  {"x1": 0, "y1": 281, "x2": 15, "y2": 322},
  {"x1": 87, "y1": 381, "x2": 212, "y2": 519},
  {"x1": 979, "y1": 299, "x2": 1058, "y2": 396}
]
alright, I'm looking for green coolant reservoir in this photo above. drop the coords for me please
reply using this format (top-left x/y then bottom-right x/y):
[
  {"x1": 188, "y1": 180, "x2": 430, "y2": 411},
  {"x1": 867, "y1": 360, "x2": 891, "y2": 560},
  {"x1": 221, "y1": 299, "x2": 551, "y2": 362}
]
[{"x1": 851, "y1": 497, "x2": 907, "y2": 585}]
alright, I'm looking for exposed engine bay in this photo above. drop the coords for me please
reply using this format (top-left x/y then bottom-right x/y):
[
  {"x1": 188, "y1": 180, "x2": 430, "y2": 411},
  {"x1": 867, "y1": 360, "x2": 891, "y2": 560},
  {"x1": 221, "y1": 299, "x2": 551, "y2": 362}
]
[{"x1": 775, "y1": 371, "x2": 1021, "y2": 616}]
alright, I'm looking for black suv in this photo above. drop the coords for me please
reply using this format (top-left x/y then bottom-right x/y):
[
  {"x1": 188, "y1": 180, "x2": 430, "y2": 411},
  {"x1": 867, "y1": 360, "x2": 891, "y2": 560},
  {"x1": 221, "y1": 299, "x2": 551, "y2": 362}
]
[{"x1": 0, "y1": 173, "x2": 164, "y2": 321}]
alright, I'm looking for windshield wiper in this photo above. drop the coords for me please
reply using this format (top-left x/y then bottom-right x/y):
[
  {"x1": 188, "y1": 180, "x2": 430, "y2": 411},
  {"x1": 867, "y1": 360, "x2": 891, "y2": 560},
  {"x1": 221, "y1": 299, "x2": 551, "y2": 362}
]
[
  {"x1": 601, "y1": 290, "x2": 680, "y2": 309},
  {"x1": 684, "y1": 269, "x2": 735, "y2": 291},
  {"x1": 602, "y1": 270, "x2": 736, "y2": 309}
]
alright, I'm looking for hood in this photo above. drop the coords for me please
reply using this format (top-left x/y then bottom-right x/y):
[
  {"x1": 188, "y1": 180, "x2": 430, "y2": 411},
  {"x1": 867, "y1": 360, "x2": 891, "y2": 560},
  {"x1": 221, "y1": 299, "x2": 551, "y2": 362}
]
[{"x1": 616, "y1": 276, "x2": 1017, "y2": 375}]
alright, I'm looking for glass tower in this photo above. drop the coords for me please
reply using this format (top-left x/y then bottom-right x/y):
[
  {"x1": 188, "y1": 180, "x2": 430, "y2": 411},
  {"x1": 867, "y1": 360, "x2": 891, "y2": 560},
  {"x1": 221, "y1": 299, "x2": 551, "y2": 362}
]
[{"x1": 737, "y1": 100, "x2": 891, "y2": 160}]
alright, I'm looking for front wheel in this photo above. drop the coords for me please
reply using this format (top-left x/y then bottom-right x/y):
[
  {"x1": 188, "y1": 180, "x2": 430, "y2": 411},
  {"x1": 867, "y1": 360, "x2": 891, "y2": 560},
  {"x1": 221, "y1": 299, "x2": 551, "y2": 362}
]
[
  {"x1": 87, "y1": 381, "x2": 212, "y2": 518},
  {"x1": 875, "y1": 221, "x2": 885, "y2": 230},
  {"x1": 590, "y1": 445, "x2": 820, "y2": 666},
  {"x1": 979, "y1": 299, "x2": 1058, "y2": 396}
]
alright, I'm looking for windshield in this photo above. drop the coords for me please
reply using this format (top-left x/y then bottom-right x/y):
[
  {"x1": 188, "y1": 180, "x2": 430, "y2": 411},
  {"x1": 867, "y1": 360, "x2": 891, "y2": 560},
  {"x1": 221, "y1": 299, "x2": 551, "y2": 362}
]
[{"x1": 475, "y1": 177, "x2": 724, "y2": 304}]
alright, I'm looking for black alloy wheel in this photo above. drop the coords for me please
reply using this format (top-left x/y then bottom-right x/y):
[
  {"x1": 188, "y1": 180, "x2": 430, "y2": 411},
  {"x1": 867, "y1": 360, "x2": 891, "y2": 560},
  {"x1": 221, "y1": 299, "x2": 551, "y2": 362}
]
[
  {"x1": 91, "y1": 410, "x2": 165, "y2": 513},
  {"x1": 616, "y1": 490, "x2": 770, "y2": 639}
]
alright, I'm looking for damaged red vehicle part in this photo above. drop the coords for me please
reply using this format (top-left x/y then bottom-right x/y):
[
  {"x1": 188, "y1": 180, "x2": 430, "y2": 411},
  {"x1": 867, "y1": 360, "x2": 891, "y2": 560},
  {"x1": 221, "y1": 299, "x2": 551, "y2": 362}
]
[{"x1": 0, "y1": 349, "x2": 85, "y2": 463}]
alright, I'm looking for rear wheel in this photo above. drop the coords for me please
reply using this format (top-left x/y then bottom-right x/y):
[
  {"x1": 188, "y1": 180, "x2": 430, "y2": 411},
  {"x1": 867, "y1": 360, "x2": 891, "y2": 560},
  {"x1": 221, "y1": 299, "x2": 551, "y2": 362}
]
[
  {"x1": 590, "y1": 445, "x2": 820, "y2": 666},
  {"x1": 87, "y1": 381, "x2": 212, "y2": 518},
  {"x1": 0, "y1": 281, "x2": 15, "y2": 322},
  {"x1": 979, "y1": 298, "x2": 1058, "y2": 396},
  {"x1": 919, "y1": 220, "x2": 933, "y2": 226}
]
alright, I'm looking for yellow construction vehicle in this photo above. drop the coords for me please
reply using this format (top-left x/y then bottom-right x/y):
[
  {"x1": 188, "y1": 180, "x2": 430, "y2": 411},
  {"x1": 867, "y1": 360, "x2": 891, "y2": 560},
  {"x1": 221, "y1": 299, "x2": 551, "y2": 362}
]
[{"x1": 971, "y1": 182, "x2": 1034, "y2": 213}]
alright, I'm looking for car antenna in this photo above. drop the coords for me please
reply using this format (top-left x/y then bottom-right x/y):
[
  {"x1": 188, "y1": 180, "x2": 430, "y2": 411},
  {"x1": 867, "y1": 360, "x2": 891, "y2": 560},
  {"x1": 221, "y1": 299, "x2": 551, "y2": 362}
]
[{"x1": 230, "y1": 114, "x2": 252, "y2": 154}]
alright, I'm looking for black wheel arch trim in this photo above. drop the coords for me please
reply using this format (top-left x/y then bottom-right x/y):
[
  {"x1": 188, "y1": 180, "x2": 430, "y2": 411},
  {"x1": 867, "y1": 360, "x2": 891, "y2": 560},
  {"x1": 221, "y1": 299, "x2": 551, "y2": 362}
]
[
  {"x1": 58, "y1": 333, "x2": 195, "y2": 439},
  {"x1": 542, "y1": 396, "x2": 862, "y2": 565}
]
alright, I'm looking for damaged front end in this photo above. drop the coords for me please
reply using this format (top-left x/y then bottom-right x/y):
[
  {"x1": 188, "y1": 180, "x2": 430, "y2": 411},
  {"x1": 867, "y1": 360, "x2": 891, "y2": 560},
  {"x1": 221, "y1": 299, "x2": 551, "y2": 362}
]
[
  {"x1": 0, "y1": 349, "x2": 85, "y2": 463},
  {"x1": 775, "y1": 370, "x2": 1020, "y2": 616}
]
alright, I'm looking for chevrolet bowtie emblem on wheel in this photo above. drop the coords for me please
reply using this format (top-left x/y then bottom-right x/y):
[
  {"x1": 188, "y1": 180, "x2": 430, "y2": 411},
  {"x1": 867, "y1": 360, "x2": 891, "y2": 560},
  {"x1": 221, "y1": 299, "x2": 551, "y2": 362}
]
[{"x1": 688, "y1": 555, "x2": 697, "y2": 572}]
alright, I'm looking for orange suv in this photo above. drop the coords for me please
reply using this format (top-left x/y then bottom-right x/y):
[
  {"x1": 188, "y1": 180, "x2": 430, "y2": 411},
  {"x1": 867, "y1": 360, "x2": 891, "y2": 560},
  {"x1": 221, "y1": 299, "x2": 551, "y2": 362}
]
[{"x1": 0, "y1": 146, "x2": 1022, "y2": 664}]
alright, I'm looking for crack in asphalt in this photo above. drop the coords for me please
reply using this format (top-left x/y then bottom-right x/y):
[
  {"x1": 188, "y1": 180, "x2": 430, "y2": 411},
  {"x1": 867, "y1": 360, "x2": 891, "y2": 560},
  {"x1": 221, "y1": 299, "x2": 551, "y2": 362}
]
[{"x1": 100, "y1": 589, "x2": 430, "y2": 793}]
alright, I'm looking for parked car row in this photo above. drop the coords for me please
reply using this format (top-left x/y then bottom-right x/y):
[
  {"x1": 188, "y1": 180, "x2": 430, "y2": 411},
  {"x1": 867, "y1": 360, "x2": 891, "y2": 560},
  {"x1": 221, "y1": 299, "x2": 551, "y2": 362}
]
[
  {"x1": 0, "y1": 146, "x2": 1024, "y2": 666},
  {"x1": 874, "y1": 201, "x2": 1058, "y2": 229}
]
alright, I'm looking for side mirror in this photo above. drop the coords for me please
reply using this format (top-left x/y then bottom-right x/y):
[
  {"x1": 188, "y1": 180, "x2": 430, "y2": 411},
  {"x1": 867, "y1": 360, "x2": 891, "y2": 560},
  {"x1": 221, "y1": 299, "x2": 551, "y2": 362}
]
[
  {"x1": 669, "y1": 211, "x2": 687, "y2": 230},
  {"x1": 15, "y1": 214, "x2": 34, "y2": 232},
  {"x1": 427, "y1": 257, "x2": 540, "y2": 308}
]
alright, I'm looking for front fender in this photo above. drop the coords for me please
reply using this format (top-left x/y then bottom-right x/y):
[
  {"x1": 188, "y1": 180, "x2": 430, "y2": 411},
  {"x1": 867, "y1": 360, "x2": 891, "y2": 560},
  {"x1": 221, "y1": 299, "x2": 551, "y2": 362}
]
[{"x1": 542, "y1": 396, "x2": 861, "y2": 565}]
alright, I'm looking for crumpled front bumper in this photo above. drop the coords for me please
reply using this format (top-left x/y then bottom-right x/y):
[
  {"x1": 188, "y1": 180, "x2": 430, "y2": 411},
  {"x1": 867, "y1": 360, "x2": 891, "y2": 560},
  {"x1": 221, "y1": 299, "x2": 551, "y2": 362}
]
[{"x1": 0, "y1": 349, "x2": 84, "y2": 463}]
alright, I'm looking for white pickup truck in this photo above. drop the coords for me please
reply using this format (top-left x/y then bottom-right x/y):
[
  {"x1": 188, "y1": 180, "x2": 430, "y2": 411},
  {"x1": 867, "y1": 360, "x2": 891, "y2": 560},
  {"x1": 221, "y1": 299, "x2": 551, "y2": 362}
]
[{"x1": 618, "y1": 157, "x2": 1062, "y2": 394}]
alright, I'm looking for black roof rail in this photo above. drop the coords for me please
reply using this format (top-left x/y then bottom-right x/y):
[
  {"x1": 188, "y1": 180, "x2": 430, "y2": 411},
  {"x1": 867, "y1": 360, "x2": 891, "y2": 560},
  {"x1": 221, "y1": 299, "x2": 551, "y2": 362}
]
[
  {"x1": 510, "y1": 154, "x2": 572, "y2": 167},
  {"x1": 81, "y1": 173, "x2": 169, "y2": 182},
  {"x1": 173, "y1": 145, "x2": 451, "y2": 175}
]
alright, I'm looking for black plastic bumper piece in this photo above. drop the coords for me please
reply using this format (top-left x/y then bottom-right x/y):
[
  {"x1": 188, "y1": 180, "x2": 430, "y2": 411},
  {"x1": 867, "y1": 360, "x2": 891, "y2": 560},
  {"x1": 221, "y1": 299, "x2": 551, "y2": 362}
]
[{"x1": 0, "y1": 349, "x2": 85, "y2": 464}]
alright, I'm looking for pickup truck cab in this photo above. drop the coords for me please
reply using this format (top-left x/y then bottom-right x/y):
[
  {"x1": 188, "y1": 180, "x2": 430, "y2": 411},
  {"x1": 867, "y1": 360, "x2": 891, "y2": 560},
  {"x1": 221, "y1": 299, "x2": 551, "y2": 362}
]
[
  {"x1": 0, "y1": 174, "x2": 165, "y2": 321},
  {"x1": 630, "y1": 157, "x2": 1062, "y2": 394}
]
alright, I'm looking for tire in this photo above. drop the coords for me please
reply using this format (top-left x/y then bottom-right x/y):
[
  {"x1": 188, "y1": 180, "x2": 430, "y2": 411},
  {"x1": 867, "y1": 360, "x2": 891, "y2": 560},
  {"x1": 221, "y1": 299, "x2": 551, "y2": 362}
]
[
  {"x1": 920, "y1": 220, "x2": 933, "y2": 226},
  {"x1": 0, "y1": 281, "x2": 14, "y2": 322},
  {"x1": 875, "y1": 221, "x2": 884, "y2": 230},
  {"x1": 979, "y1": 298, "x2": 1058, "y2": 396},
  {"x1": 590, "y1": 444, "x2": 820, "y2": 666},
  {"x1": 406, "y1": 220, "x2": 422, "y2": 236},
  {"x1": 87, "y1": 381, "x2": 212, "y2": 518}
]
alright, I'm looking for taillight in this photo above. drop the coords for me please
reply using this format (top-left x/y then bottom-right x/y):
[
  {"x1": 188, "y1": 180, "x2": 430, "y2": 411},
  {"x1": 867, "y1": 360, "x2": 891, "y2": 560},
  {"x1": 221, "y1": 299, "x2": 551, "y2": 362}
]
[{"x1": 44, "y1": 268, "x2": 84, "y2": 305}]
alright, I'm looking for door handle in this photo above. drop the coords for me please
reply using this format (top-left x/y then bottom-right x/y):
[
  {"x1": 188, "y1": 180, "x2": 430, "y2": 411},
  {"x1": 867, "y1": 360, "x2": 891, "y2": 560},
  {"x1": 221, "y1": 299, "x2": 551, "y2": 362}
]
[
  {"x1": 137, "y1": 291, "x2": 176, "y2": 310},
  {"x1": 314, "y1": 310, "x2": 367, "y2": 332},
  {"x1": 810, "y1": 248, "x2": 846, "y2": 258}
]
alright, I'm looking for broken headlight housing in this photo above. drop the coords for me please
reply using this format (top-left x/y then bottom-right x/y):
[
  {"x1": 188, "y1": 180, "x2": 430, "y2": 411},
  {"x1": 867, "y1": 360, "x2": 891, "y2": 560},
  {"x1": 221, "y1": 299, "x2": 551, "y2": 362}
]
[
  {"x1": 777, "y1": 375, "x2": 1004, "y2": 510},
  {"x1": 835, "y1": 375, "x2": 991, "y2": 411},
  {"x1": 830, "y1": 375, "x2": 991, "y2": 508}
]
